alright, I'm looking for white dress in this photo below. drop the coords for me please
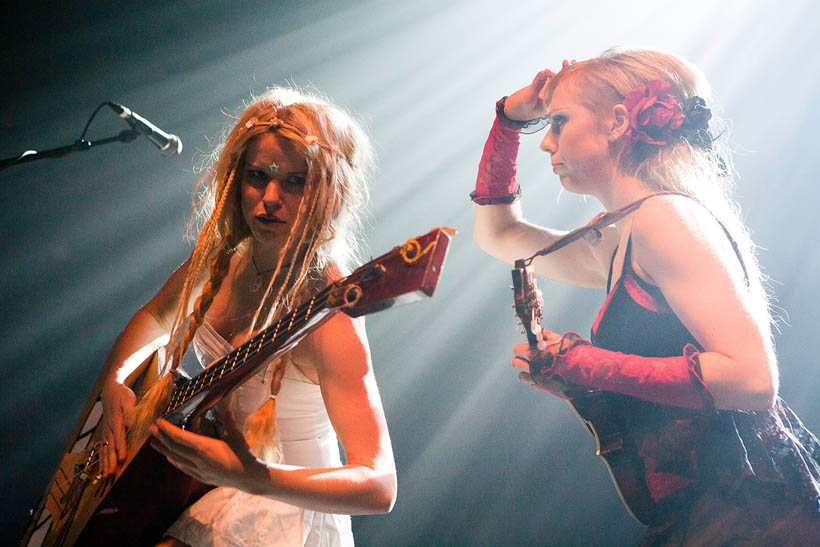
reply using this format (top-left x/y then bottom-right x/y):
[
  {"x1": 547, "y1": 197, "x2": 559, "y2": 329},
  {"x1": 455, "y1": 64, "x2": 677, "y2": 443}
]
[{"x1": 165, "y1": 322, "x2": 354, "y2": 547}]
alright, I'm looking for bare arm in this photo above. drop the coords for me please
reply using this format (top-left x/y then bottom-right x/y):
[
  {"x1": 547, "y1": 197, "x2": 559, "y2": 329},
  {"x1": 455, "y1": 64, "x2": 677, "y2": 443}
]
[
  {"x1": 471, "y1": 69, "x2": 619, "y2": 288},
  {"x1": 631, "y1": 196, "x2": 776, "y2": 410},
  {"x1": 100, "y1": 257, "x2": 194, "y2": 476},
  {"x1": 265, "y1": 313, "x2": 396, "y2": 514},
  {"x1": 474, "y1": 201, "x2": 619, "y2": 287},
  {"x1": 150, "y1": 312, "x2": 397, "y2": 515}
]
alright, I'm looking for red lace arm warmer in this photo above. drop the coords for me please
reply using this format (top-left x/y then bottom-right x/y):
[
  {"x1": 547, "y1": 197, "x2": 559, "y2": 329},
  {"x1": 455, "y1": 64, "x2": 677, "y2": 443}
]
[
  {"x1": 531, "y1": 334, "x2": 715, "y2": 410},
  {"x1": 470, "y1": 99, "x2": 523, "y2": 205}
]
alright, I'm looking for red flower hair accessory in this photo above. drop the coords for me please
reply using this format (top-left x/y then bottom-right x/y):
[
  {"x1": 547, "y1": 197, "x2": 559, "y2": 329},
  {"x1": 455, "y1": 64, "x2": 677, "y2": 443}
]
[{"x1": 623, "y1": 80, "x2": 685, "y2": 145}]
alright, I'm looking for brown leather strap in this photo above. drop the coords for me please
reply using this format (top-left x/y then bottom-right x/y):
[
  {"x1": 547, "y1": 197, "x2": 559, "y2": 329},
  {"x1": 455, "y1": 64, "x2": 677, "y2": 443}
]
[
  {"x1": 524, "y1": 191, "x2": 750, "y2": 287},
  {"x1": 523, "y1": 192, "x2": 677, "y2": 266}
]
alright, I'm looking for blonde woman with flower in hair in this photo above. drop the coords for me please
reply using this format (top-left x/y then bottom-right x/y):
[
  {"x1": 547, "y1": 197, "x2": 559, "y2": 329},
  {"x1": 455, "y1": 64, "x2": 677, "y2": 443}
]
[
  {"x1": 97, "y1": 87, "x2": 396, "y2": 546},
  {"x1": 473, "y1": 49, "x2": 820, "y2": 543}
]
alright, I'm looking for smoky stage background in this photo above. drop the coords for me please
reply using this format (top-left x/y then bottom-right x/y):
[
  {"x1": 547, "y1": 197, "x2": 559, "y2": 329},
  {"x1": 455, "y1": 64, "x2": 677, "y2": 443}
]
[{"x1": 2, "y1": 1, "x2": 819, "y2": 544}]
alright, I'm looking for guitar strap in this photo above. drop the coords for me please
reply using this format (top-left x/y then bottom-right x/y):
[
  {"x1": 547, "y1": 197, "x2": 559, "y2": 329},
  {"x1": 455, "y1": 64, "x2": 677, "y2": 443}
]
[
  {"x1": 521, "y1": 192, "x2": 751, "y2": 290},
  {"x1": 521, "y1": 192, "x2": 678, "y2": 266}
]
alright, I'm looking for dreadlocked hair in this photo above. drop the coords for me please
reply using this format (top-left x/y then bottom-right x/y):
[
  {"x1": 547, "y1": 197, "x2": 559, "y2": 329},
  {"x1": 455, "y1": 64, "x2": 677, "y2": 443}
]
[
  {"x1": 128, "y1": 186, "x2": 239, "y2": 441},
  {"x1": 133, "y1": 86, "x2": 373, "y2": 461}
]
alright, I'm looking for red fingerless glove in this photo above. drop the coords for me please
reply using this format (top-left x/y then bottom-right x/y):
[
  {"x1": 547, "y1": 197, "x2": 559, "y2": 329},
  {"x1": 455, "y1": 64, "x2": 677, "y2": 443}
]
[
  {"x1": 471, "y1": 99, "x2": 523, "y2": 205},
  {"x1": 532, "y1": 335, "x2": 715, "y2": 411}
]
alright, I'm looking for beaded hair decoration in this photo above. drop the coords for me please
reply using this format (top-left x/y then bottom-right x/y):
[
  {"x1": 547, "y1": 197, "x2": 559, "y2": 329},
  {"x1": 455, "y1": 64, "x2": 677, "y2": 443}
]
[
  {"x1": 623, "y1": 80, "x2": 713, "y2": 148},
  {"x1": 244, "y1": 116, "x2": 341, "y2": 155}
]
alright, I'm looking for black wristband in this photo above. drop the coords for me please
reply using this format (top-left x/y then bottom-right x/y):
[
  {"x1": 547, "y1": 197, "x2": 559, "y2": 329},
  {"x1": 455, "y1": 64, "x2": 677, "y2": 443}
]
[
  {"x1": 496, "y1": 96, "x2": 549, "y2": 134},
  {"x1": 469, "y1": 187, "x2": 521, "y2": 205}
]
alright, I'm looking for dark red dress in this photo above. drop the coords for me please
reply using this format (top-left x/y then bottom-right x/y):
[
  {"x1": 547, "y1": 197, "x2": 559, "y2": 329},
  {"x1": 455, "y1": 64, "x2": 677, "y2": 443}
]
[{"x1": 590, "y1": 239, "x2": 820, "y2": 545}]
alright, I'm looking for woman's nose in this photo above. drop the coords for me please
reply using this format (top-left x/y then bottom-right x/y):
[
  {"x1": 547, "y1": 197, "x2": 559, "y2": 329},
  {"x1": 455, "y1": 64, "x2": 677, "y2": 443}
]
[
  {"x1": 262, "y1": 180, "x2": 283, "y2": 206},
  {"x1": 540, "y1": 128, "x2": 557, "y2": 154}
]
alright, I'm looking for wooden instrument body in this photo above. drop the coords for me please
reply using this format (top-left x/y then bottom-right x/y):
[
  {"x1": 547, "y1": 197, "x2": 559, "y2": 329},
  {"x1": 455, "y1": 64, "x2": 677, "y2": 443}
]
[{"x1": 512, "y1": 260, "x2": 654, "y2": 525}]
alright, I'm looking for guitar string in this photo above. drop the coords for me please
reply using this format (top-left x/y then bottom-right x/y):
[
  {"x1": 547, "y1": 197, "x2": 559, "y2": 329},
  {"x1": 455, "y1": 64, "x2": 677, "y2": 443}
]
[
  {"x1": 165, "y1": 292, "x2": 329, "y2": 411},
  {"x1": 166, "y1": 250, "x2": 405, "y2": 410},
  {"x1": 52, "y1": 258, "x2": 390, "y2": 491},
  {"x1": 50, "y1": 444, "x2": 105, "y2": 493},
  {"x1": 50, "y1": 291, "x2": 335, "y2": 492},
  {"x1": 50, "y1": 293, "x2": 325, "y2": 489},
  {"x1": 165, "y1": 255, "x2": 398, "y2": 412},
  {"x1": 164, "y1": 287, "x2": 333, "y2": 415}
]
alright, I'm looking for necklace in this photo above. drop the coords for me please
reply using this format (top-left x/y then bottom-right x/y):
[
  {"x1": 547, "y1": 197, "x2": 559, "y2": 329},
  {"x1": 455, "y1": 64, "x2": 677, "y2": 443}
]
[{"x1": 249, "y1": 254, "x2": 277, "y2": 293}]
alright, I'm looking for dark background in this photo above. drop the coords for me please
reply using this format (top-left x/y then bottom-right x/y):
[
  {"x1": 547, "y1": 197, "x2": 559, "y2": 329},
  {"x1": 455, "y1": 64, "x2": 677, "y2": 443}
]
[{"x1": 3, "y1": 1, "x2": 820, "y2": 544}]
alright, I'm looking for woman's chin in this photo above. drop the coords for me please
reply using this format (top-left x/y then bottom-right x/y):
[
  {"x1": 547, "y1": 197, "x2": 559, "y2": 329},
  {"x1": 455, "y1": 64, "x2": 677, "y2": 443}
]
[
  {"x1": 250, "y1": 226, "x2": 288, "y2": 249},
  {"x1": 558, "y1": 173, "x2": 601, "y2": 197},
  {"x1": 558, "y1": 176, "x2": 583, "y2": 194}
]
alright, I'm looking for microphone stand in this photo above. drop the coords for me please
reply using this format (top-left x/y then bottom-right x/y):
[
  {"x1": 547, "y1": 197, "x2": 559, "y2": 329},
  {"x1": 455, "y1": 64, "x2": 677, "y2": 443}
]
[{"x1": 0, "y1": 129, "x2": 140, "y2": 171}]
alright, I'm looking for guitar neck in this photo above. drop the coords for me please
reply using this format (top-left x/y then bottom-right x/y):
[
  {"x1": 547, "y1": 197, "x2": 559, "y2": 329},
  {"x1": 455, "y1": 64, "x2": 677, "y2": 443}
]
[
  {"x1": 162, "y1": 227, "x2": 455, "y2": 423},
  {"x1": 163, "y1": 285, "x2": 334, "y2": 422},
  {"x1": 512, "y1": 259, "x2": 542, "y2": 348}
]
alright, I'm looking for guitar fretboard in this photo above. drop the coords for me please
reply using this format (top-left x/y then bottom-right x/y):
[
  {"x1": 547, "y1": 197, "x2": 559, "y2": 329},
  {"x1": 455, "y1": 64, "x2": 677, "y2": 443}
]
[{"x1": 163, "y1": 285, "x2": 333, "y2": 415}]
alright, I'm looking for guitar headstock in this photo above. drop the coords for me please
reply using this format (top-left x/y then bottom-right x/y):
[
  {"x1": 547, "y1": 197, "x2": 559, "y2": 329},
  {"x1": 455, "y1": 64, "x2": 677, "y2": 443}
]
[
  {"x1": 329, "y1": 227, "x2": 455, "y2": 317},
  {"x1": 512, "y1": 259, "x2": 543, "y2": 349}
]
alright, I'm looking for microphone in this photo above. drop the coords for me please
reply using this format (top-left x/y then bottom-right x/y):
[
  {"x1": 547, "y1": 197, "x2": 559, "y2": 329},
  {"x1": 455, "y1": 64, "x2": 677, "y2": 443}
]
[{"x1": 108, "y1": 102, "x2": 183, "y2": 156}]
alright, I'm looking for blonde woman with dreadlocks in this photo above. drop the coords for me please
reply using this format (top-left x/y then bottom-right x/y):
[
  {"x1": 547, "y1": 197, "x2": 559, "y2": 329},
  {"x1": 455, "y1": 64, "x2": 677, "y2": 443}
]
[
  {"x1": 473, "y1": 48, "x2": 820, "y2": 544},
  {"x1": 96, "y1": 87, "x2": 396, "y2": 546}
]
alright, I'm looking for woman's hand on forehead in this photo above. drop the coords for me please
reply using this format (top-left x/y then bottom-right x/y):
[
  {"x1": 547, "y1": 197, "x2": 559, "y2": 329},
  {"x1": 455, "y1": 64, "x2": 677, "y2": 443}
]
[
  {"x1": 505, "y1": 69, "x2": 555, "y2": 121},
  {"x1": 538, "y1": 59, "x2": 576, "y2": 105}
]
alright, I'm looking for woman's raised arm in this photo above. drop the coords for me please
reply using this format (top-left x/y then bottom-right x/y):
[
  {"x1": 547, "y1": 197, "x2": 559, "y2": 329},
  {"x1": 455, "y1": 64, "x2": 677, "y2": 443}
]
[{"x1": 472, "y1": 69, "x2": 618, "y2": 288}]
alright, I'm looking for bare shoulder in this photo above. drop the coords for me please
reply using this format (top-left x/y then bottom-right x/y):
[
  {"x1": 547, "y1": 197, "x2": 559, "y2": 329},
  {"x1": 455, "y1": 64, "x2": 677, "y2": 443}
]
[
  {"x1": 143, "y1": 254, "x2": 198, "y2": 330},
  {"x1": 312, "y1": 262, "x2": 369, "y2": 354},
  {"x1": 631, "y1": 194, "x2": 725, "y2": 248},
  {"x1": 629, "y1": 194, "x2": 740, "y2": 284},
  {"x1": 633, "y1": 193, "x2": 712, "y2": 233},
  {"x1": 323, "y1": 261, "x2": 348, "y2": 281},
  {"x1": 299, "y1": 263, "x2": 371, "y2": 379}
]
